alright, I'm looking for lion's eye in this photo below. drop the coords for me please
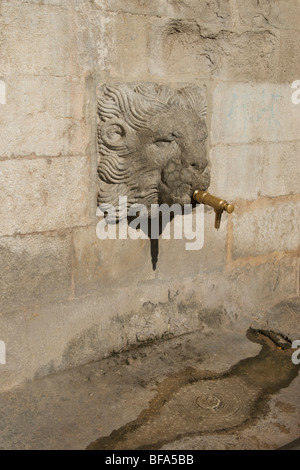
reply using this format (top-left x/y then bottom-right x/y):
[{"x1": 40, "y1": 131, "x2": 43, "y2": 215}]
[{"x1": 154, "y1": 138, "x2": 175, "y2": 148}]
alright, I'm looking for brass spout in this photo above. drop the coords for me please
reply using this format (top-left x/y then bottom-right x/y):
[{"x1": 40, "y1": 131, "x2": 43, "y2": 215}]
[{"x1": 193, "y1": 190, "x2": 234, "y2": 229}]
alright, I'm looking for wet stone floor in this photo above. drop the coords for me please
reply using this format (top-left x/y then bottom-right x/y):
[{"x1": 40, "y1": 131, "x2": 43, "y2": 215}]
[
  {"x1": 0, "y1": 317, "x2": 299, "y2": 450},
  {"x1": 87, "y1": 329, "x2": 299, "y2": 450}
]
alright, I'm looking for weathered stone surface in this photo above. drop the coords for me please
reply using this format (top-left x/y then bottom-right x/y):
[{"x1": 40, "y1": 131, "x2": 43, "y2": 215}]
[
  {"x1": 155, "y1": 210, "x2": 227, "y2": 279},
  {"x1": 0, "y1": 3, "x2": 73, "y2": 76},
  {"x1": 150, "y1": 18, "x2": 218, "y2": 80},
  {"x1": 149, "y1": 19, "x2": 279, "y2": 82},
  {"x1": 232, "y1": 201, "x2": 300, "y2": 259},
  {"x1": 224, "y1": 255, "x2": 299, "y2": 325},
  {"x1": 235, "y1": 0, "x2": 273, "y2": 29},
  {"x1": 1, "y1": 253, "x2": 298, "y2": 392},
  {"x1": 1, "y1": 323, "x2": 300, "y2": 451},
  {"x1": 74, "y1": 8, "x2": 150, "y2": 79},
  {"x1": 73, "y1": 210, "x2": 226, "y2": 294},
  {"x1": 0, "y1": 232, "x2": 72, "y2": 314},
  {"x1": 213, "y1": 30, "x2": 279, "y2": 82},
  {"x1": 103, "y1": 14, "x2": 149, "y2": 79},
  {"x1": 268, "y1": 0, "x2": 300, "y2": 31},
  {"x1": 9, "y1": 0, "x2": 65, "y2": 5},
  {"x1": 0, "y1": 156, "x2": 90, "y2": 236},
  {"x1": 72, "y1": 225, "x2": 154, "y2": 296},
  {"x1": 211, "y1": 83, "x2": 300, "y2": 145},
  {"x1": 279, "y1": 30, "x2": 300, "y2": 83},
  {"x1": 209, "y1": 142, "x2": 300, "y2": 201},
  {"x1": 0, "y1": 80, "x2": 6, "y2": 105},
  {"x1": 251, "y1": 297, "x2": 300, "y2": 341},
  {"x1": 93, "y1": 0, "x2": 231, "y2": 23},
  {"x1": 0, "y1": 76, "x2": 87, "y2": 157},
  {"x1": 237, "y1": 0, "x2": 300, "y2": 31},
  {"x1": 0, "y1": 115, "x2": 88, "y2": 158},
  {"x1": 0, "y1": 281, "x2": 208, "y2": 389}
]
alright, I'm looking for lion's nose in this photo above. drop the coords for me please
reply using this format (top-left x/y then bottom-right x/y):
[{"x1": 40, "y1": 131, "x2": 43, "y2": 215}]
[{"x1": 184, "y1": 142, "x2": 208, "y2": 171}]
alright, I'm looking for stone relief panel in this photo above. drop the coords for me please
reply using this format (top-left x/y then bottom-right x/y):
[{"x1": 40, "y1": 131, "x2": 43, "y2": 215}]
[{"x1": 97, "y1": 83, "x2": 210, "y2": 219}]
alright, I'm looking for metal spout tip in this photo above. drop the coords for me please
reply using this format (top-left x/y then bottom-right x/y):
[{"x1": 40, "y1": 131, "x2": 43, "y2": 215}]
[{"x1": 193, "y1": 190, "x2": 234, "y2": 229}]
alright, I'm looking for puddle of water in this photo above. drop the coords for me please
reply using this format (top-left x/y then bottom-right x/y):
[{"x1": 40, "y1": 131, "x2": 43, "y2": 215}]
[{"x1": 87, "y1": 329, "x2": 299, "y2": 450}]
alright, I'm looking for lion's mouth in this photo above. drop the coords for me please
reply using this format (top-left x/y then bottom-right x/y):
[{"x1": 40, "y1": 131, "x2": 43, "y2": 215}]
[{"x1": 159, "y1": 164, "x2": 211, "y2": 206}]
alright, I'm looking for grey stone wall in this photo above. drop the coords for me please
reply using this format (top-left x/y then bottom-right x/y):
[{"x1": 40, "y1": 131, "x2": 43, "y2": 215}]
[{"x1": 0, "y1": 0, "x2": 299, "y2": 391}]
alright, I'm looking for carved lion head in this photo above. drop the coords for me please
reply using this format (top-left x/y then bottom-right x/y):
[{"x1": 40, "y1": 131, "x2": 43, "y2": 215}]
[{"x1": 97, "y1": 83, "x2": 210, "y2": 218}]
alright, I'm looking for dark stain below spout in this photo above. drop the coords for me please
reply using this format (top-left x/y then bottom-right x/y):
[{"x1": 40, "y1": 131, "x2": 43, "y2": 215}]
[{"x1": 86, "y1": 329, "x2": 299, "y2": 450}]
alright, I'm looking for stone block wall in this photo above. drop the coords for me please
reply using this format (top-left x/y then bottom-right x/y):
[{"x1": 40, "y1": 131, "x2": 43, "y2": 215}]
[{"x1": 0, "y1": 0, "x2": 299, "y2": 391}]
